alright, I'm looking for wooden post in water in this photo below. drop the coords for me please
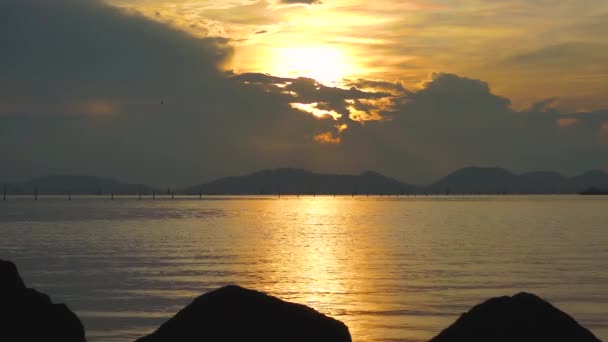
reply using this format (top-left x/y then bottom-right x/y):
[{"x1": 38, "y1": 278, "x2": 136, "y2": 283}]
[
  {"x1": 171, "y1": 191, "x2": 174, "y2": 200},
  {"x1": 199, "y1": 192, "x2": 202, "y2": 200},
  {"x1": 68, "y1": 192, "x2": 71, "y2": 201},
  {"x1": 34, "y1": 186, "x2": 38, "y2": 201},
  {"x1": 3, "y1": 184, "x2": 6, "y2": 201},
  {"x1": 111, "y1": 192, "x2": 114, "y2": 200}
]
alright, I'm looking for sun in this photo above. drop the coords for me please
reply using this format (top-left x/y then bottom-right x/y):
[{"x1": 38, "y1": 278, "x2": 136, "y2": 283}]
[{"x1": 271, "y1": 46, "x2": 351, "y2": 85}]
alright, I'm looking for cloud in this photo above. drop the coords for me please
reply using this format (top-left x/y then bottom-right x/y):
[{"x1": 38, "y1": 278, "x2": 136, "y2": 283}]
[
  {"x1": 280, "y1": 0, "x2": 322, "y2": 5},
  {"x1": 313, "y1": 132, "x2": 341, "y2": 144},
  {"x1": 1, "y1": 0, "x2": 607, "y2": 186},
  {"x1": 231, "y1": 73, "x2": 395, "y2": 122},
  {"x1": 600, "y1": 122, "x2": 608, "y2": 144},
  {"x1": 0, "y1": 0, "x2": 338, "y2": 185},
  {"x1": 557, "y1": 118, "x2": 578, "y2": 129},
  {"x1": 527, "y1": 98, "x2": 559, "y2": 113},
  {"x1": 336, "y1": 123, "x2": 348, "y2": 133},
  {"x1": 68, "y1": 100, "x2": 119, "y2": 117},
  {"x1": 107, "y1": 0, "x2": 608, "y2": 112},
  {"x1": 283, "y1": 78, "x2": 393, "y2": 121},
  {"x1": 344, "y1": 78, "x2": 407, "y2": 94},
  {"x1": 376, "y1": 73, "x2": 513, "y2": 127},
  {"x1": 231, "y1": 72, "x2": 294, "y2": 85},
  {"x1": 349, "y1": 73, "x2": 608, "y2": 182},
  {"x1": 290, "y1": 103, "x2": 341, "y2": 120},
  {"x1": 0, "y1": 0, "x2": 231, "y2": 115},
  {"x1": 506, "y1": 42, "x2": 608, "y2": 71}
]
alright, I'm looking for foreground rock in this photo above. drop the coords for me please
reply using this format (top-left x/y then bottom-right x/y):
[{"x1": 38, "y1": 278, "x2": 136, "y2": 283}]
[
  {"x1": 1, "y1": 260, "x2": 601, "y2": 342},
  {"x1": 430, "y1": 292, "x2": 600, "y2": 342},
  {"x1": 0, "y1": 260, "x2": 86, "y2": 342},
  {"x1": 137, "y1": 285, "x2": 352, "y2": 342}
]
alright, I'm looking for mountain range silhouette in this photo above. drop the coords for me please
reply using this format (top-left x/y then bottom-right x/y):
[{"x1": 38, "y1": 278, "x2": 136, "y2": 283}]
[{"x1": 2, "y1": 167, "x2": 608, "y2": 195}]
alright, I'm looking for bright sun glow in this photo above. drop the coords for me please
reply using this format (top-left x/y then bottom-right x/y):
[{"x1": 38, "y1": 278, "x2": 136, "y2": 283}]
[{"x1": 272, "y1": 46, "x2": 351, "y2": 85}]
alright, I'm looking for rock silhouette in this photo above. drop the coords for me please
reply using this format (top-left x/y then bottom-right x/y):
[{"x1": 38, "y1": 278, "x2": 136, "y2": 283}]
[
  {"x1": 0, "y1": 260, "x2": 86, "y2": 342},
  {"x1": 137, "y1": 285, "x2": 352, "y2": 342},
  {"x1": 1, "y1": 260, "x2": 602, "y2": 342},
  {"x1": 429, "y1": 292, "x2": 601, "y2": 342}
]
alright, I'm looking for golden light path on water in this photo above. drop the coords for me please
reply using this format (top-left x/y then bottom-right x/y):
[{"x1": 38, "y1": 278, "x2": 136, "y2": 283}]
[
  {"x1": 1, "y1": 196, "x2": 608, "y2": 341},
  {"x1": 246, "y1": 197, "x2": 448, "y2": 341}
]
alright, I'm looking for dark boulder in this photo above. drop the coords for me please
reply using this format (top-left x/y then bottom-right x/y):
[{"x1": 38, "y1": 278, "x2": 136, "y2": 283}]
[
  {"x1": 0, "y1": 260, "x2": 86, "y2": 342},
  {"x1": 430, "y1": 292, "x2": 600, "y2": 342},
  {"x1": 137, "y1": 285, "x2": 351, "y2": 342}
]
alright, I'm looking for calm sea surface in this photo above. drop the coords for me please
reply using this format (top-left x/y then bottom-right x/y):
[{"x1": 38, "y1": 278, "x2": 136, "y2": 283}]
[{"x1": 1, "y1": 196, "x2": 607, "y2": 341}]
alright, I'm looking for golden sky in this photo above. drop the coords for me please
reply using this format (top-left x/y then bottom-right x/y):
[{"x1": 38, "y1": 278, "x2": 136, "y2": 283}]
[
  {"x1": 2, "y1": 0, "x2": 607, "y2": 185},
  {"x1": 110, "y1": 0, "x2": 608, "y2": 111}
]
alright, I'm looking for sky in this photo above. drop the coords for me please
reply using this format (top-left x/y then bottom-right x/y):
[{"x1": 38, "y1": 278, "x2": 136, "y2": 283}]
[{"x1": 1, "y1": 0, "x2": 607, "y2": 186}]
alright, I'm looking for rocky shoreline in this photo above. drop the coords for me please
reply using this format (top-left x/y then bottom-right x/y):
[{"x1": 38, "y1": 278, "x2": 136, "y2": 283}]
[{"x1": 0, "y1": 259, "x2": 601, "y2": 342}]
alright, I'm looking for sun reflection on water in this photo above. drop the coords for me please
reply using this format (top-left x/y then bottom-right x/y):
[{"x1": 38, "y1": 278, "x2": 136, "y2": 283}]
[
  {"x1": 2, "y1": 196, "x2": 608, "y2": 341},
  {"x1": 240, "y1": 197, "x2": 432, "y2": 341}
]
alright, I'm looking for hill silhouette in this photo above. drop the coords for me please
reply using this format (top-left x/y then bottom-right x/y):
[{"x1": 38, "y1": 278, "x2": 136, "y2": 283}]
[
  {"x1": 182, "y1": 168, "x2": 416, "y2": 195},
  {"x1": 184, "y1": 167, "x2": 608, "y2": 195},
  {"x1": 426, "y1": 167, "x2": 516, "y2": 194},
  {"x1": 569, "y1": 170, "x2": 608, "y2": 192},
  {"x1": 3, "y1": 167, "x2": 608, "y2": 196},
  {"x1": 426, "y1": 167, "x2": 608, "y2": 194}
]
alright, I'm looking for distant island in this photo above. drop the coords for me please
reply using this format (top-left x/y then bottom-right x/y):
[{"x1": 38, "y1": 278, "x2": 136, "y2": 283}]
[
  {"x1": 182, "y1": 169, "x2": 415, "y2": 196},
  {"x1": 2, "y1": 167, "x2": 608, "y2": 196},
  {"x1": 580, "y1": 187, "x2": 608, "y2": 195}
]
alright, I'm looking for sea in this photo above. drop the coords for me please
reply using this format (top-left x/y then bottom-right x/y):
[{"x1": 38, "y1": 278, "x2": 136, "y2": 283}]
[{"x1": 1, "y1": 195, "x2": 607, "y2": 341}]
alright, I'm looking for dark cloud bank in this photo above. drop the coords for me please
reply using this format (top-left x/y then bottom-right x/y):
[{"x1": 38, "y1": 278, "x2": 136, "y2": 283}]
[
  {"x1": 1, "y1": 0, "x2": 607, "y2": 186},
  {"x1": 280, "y1": 0, "x2": 322, "y2": 5}
]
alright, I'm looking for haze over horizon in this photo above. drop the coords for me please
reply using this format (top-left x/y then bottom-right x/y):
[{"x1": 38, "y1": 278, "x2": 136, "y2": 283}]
[{"x1": 2, "y1": 0, "x2": 607, "y2": 186}]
